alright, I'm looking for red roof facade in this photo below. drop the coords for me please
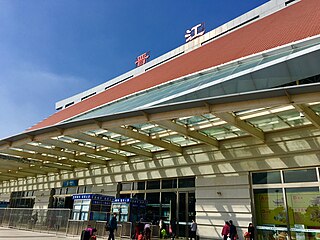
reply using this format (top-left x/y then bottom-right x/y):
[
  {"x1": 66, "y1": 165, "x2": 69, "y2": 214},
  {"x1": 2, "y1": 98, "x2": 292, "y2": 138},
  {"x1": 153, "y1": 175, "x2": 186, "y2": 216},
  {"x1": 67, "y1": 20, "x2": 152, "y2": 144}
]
[{"x1": 29, "y1": 0, "x2": 320, "y2": 131}]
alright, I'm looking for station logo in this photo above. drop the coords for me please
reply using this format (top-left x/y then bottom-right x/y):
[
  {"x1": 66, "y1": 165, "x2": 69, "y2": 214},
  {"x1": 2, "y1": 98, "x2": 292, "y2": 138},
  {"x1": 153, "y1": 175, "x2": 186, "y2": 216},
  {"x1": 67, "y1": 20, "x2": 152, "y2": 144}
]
[
  {"x1": 185, "y1": 23, "x2": 205, "y2": 42},
  {"x1": 135, "y1": 52, "x2": 150, "y2": 67}
]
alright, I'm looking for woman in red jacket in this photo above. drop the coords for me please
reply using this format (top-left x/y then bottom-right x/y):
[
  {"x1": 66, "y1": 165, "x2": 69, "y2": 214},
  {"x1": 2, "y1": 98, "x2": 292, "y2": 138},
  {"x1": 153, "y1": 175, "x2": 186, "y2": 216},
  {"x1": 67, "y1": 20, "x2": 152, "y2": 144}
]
[{"x1": 221, "y1": 221, "x2": 230, "y2": 240}]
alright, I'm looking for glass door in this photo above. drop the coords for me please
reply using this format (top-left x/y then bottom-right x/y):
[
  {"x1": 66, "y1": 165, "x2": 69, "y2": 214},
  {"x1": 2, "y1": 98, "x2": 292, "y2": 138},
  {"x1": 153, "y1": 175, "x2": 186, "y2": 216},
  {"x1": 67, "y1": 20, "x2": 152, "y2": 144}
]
[{"x1": 178, "y1": 192, "x2": 195, "y2": 238}]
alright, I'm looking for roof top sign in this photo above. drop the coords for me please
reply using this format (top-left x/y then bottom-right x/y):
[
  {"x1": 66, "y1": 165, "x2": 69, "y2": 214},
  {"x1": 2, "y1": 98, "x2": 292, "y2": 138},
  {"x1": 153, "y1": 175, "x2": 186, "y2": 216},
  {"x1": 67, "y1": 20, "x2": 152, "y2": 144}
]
[
  {"x1": 135, "y1": 52, "x2": 150, "y2": 67},
  {"x1": 185, "y1": 23, "x2": 205, "y2": 42}
]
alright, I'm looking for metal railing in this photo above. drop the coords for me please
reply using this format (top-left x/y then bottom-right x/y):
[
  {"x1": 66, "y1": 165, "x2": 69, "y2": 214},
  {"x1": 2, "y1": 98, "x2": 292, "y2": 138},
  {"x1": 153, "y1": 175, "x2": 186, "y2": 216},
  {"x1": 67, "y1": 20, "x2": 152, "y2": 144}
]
[
  {"x1": 0, "y1": 208, "x2": 161, "y2": 239},
  {"x1": 0, "y1": 208, "x2": 71, "y2": 235}
]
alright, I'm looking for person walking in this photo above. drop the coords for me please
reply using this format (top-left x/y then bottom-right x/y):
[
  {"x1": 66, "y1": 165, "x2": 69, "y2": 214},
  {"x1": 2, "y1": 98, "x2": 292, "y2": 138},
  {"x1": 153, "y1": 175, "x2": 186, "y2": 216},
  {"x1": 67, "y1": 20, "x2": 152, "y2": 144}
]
[
  {"x1": 229, "y1": 220, "x2": 237, "y2": 240},
  {"x1": 144, "y1": 222, "x2": 151, "y2": 240},
  {"x1": 159, "y1": 218, "x2": 165, "y2": 238},
  {"x1": 247, "y1": 223, "x2": 254, "y2": 240},
  {"x1": 169, "y1": 218, "x2": 177, "y2": 240},
  {"x1": 221, "y1": 221, "x2": 230, "y2": 240},
  {"x1": 190, "y1": 219, "x2": 197, "y2": 240},
  {"x1": 108, "y1": 213, "x2": 118, "y2": 240}
]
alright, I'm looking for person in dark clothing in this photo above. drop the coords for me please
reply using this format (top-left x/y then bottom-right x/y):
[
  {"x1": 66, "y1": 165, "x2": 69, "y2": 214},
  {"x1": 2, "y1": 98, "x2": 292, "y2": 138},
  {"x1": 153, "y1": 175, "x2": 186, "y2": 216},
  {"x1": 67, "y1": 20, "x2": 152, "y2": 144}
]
[
  {"x1": 229, "y1": 220, "x2": 237, "y2": 240},
  {"x1": 138, "y1": 218, "x2": 145, "y2": 234},
  {"x1": 170, "y1": 218, "x2": 177, "y2": 240},
  {"x1": 247, "y1": 223, "x2": 254, "y2": 240},
  {"x1": 108, "y1": 213, "x2": 118, "y2": 240}
]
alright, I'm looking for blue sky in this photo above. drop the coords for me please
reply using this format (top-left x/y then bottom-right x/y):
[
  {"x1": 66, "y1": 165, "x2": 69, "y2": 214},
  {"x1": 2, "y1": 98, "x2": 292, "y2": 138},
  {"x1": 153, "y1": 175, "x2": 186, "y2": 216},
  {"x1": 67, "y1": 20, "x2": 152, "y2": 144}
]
[{"x1": 0, "y1": 0, "x2": 269, "y2": 139}]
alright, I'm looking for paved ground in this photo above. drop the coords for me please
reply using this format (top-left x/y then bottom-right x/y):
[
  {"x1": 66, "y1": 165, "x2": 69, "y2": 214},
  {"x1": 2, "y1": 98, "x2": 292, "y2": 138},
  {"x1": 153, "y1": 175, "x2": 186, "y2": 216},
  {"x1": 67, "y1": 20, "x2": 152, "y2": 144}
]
[{"x1": 0, "y1": 227, "x2": 80, "y2": 239}]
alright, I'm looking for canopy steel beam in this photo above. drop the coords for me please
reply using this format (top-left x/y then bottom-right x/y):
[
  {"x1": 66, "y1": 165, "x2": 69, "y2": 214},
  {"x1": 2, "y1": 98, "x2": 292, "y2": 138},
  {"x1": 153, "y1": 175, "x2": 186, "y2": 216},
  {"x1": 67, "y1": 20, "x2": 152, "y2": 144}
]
[
  {"x1": 58, "y1": 159, "x2": 89, "y2": 169},
  {"x1": 18, "y1": 167, "x2": 51, "y2": 175},
  {"x1": 0, "y1": 159, "x2": 29, "y2": 169},
  {"x1": 109, "y1": 127, "x2": 183, "y2": 154},
  {"x1": 4, "y1": 149, "x2": 56, "y2": 163},
  {"x1": 21, "y1": 144, "x2": 107, "y2": 166},
  {"x1": 41, "y1": 139, "x2": 128, "y2": 162},
  {"x1": 154, "y1": 120, "x2": 219, "y2": 148},
  {"x1": 0, "y1": 171, "x2": 35, "y2": 178},
  {"x1": 1, "y1": 165, "x2": 20, "y2": 171},
  {"x1": 215, "y1": 112, "x2": 265, "y2": 141},
  {"x1": 0, "y1": 175, "x2": 15, "y2": 181},
  {"x1": 72, "y1": 132, "x2": 153, "y2": 158},
  {"x1": 294, "y1": 104, "x2": 320, "y2": 129},
  {"x1": 0, "y1": 153, "x2": 70, "y2": 175},
  {"x1": 4, "y1": 148, "x2": 89, "y2": 169},
  {"x1": 43, "y1": 163, "x2": 73, "y2": 171}
]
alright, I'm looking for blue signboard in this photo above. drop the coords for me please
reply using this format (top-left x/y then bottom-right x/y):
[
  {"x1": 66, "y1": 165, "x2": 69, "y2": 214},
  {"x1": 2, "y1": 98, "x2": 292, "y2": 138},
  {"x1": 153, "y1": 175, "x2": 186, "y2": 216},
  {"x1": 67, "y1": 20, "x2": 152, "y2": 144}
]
[
  {"x1": 62, "y1": 179, "x2": 79, "y2": 187},
  {"x1": 113, "y1": 198, "x2": 147, "y2": 204},
  {"x1": 72, "y1": 194, "x2": 115, "y2": 201},
  {"x1": 0, "y1": 201, "x2": 9, "y2": 208}
]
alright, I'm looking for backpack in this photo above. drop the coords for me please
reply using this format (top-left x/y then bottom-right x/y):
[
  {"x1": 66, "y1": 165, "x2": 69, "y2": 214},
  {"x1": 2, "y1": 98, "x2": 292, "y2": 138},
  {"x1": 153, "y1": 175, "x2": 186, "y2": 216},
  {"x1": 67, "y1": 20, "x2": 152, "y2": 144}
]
[{"x1": 105, "y1": 222, "x2": 110, "y2": 231}]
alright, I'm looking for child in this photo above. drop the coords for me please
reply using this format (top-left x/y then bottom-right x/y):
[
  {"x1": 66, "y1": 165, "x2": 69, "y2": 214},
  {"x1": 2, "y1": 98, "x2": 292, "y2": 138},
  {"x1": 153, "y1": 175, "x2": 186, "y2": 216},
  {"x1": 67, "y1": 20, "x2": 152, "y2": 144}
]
[
  {"x1": 138, "y1": 231, "x2": 144, "y2": 240},
  {"x1": 161, "y1": 228, "x2": 167, "y2": 239}
]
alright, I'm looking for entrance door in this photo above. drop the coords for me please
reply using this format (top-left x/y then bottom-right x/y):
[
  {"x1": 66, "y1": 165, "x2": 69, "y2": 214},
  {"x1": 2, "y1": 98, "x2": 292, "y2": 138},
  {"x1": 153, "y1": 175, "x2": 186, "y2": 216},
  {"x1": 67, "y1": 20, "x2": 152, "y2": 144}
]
[{"x1": 177, "y1": 192, "x2": 195, "y2": 238}]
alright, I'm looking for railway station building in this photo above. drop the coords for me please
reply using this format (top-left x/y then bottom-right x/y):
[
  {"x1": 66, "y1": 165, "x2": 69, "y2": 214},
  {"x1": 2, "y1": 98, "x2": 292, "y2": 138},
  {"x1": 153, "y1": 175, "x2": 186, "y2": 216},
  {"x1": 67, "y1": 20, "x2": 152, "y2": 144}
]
[{"x1": 1, "y1": 0, "x2": 320, "y2": 239}]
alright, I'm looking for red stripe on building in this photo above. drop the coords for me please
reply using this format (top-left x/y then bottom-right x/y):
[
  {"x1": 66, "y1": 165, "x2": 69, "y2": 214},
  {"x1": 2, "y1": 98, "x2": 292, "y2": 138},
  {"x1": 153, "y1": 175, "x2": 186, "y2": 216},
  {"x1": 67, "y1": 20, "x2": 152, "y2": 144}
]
[{"x1": 28, "y1": 0, "x2": 320, "y2": 131}]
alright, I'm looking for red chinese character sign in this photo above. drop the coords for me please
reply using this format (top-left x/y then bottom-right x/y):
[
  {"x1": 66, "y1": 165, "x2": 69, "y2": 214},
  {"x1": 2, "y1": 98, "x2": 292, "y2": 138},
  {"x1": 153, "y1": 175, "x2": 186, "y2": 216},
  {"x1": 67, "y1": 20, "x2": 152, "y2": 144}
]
[
  {"x1": 135, "y1": 52, "x2": 150, "y2": 67},
  {"x1": 185, "y1": 23, "x2": 205, "y2": 42}
]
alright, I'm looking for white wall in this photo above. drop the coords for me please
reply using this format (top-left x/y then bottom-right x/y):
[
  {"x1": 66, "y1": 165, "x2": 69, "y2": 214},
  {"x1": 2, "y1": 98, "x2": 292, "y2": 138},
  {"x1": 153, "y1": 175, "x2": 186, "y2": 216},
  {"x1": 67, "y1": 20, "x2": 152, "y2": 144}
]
[{"x1": 196, "y1": 174, "x2": 252, "y2": 240}]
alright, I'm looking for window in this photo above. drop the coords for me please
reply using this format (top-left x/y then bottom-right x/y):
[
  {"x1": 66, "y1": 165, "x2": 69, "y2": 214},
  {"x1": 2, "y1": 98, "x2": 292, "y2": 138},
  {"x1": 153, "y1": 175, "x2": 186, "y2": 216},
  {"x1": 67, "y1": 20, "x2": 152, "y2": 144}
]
[
  {"x1": 61, "y1": 188, "x2": 67, "y2": 195},
  {"x1": 285, "y1": 187, "x2": 320, "y2": 239},
  {"x1": 132, "y1": 193, "x2": 144, "y2": 200},
  {"x1": 253, "y1": 188, "x2": 287, "y2": 239},
  {"x1": 72, "y1": 199, "x2": 91, "y2": 220},
  {"x1": 252, "y1": 171, "x2": 281, "y2": 184},
  {"x1": 77, "y1": 186, "x2": 86, "y2": 194},
  {"x1": 54, "y1": 188, "x2": 61, "y2": 195},
  {"x1": 133, "y1": 181, "x2": 145, "y2": 190},
  {"x1": 146, "y1": 193, "x2": 160, "y2": 222},
  {"x1": 283, "y1": 169, "x2": 317, "y2": 183},
  {"x1": 146, "y1": 193, "x2": 160, "y2": 204},
  {"x1": 161, "y1": 192, "x2": 177, "y2": 221},
  {"x1": 178, "y1": 177, "x2": 195, "y2": 188},
  {"x1": 26, "y1": 191, "x2": 34, "y2": 197},
  {"x1": 121, "y1": 183, "x2": 132, "y2": 191},
  {"x1": 162, "y1": 179, "x2": 177, "y2": 189},
  {"x1": 85, "y1": 185, "x2": 92, "y2": 193},
  {"x1": 67, "y1": 187, "x2": 77, "y2": 194},
  {"x1": 252, "y1": 168, "x2": 320, "y2": 240},
  {"x1": 147, "y1": 180, "x2": 160, "y2": 189}
]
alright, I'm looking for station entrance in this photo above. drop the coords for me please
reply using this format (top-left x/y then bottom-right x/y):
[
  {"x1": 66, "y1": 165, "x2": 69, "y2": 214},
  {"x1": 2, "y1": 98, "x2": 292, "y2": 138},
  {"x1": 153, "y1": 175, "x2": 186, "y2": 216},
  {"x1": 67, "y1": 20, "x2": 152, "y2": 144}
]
[{"x1": 118, "y1": 177, "x2": 196, "y2": 238}]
